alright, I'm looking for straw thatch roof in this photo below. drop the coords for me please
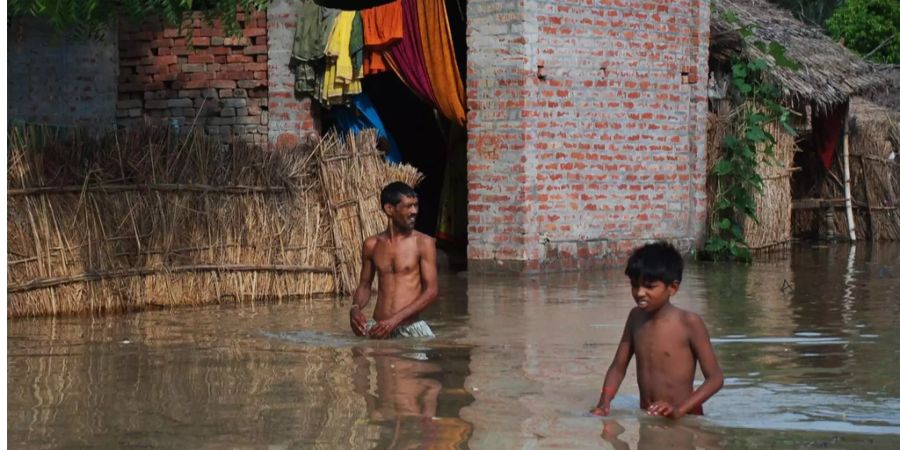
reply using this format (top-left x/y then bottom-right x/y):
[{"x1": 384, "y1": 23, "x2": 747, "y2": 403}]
[
  {"x1": 864, "y1": 64, "x2": 900, "y2": 111},
  {"x1": 711, "y1": 0, "x2": 890, "y2": 109}
]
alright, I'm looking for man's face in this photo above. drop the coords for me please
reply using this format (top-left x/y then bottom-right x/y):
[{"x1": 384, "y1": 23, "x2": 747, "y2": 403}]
[
  {"x1": 386, "y1": 195, "x2": 418, "y2": 231},
  {"x1": 630, "y1": 278, "x2": 679, "y2": 313}
]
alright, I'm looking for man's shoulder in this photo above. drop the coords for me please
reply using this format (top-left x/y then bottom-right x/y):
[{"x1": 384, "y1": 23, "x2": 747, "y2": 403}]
[
  {"x1": 362, "y1": 234, "x2": 385, "y2": 250},
  {"x1": 412, "y1": 230, "x2": 436, "y2": 242}
]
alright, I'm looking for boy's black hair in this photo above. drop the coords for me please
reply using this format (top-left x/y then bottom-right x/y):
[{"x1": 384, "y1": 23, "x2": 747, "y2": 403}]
[
  {"x1": 625, "y1": 241, "x2": 684, "y2": 285},
  {"x1": 380, "y1": 181, "x2": 417, "y2": 208}
]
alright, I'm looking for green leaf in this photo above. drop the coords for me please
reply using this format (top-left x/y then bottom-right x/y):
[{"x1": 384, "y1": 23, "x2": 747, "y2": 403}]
[
  {"x1": 723, "y1": 10, "x2": 739, "y2": 24},
  {"x1": 714, "y1": 159, "x2": 734, "y2": 175},
  {"x1": 719, "y1": 218, "x2": 732, "y2": 230},
  {"x1": 746, "y1": 126, "x2": 767, "y2": 142}
]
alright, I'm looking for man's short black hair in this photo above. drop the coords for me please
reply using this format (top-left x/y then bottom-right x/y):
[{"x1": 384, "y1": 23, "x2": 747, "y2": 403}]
[
  {"x1": 625, "y1": 241, "x2": 684, "y2": 285},
  {"x1": 380, "y1": 181, "x2": 417, "y2": 208}
]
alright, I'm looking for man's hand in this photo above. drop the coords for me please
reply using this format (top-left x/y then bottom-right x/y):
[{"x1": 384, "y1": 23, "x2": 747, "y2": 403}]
[
  {"x1": 590, "y1": 401, "x2": 611, "y2": 416},
  {"x1": 646, "y1": 401, "x2": 685, "y2": 420},
  {"x1": 368, "y1": 316, "x2": 401, "y2": 339},
  {"x1": 350, "y1": 307, "x2": 368, "y2": 337}
]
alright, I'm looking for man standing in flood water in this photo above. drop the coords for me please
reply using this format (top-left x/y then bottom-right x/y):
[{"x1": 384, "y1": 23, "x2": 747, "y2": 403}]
[{"x1": 349, "y1": 182, "x2": 438, "y2": 339}]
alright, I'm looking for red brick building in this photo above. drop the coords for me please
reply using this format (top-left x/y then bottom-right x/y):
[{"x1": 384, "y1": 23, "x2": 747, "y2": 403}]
[{"x1": 9, "y1": 0, "x2": 710, "y2": 272}]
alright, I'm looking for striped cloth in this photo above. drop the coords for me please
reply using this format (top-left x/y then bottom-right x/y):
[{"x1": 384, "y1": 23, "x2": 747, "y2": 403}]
[{"x1": 366, "y1": 319, "x2": 435, "y2": 338}]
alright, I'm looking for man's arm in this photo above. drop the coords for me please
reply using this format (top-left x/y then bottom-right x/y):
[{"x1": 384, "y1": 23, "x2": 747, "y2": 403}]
[
  {"x1": 591, "y1": 309, "x2": 636, "y2": 415},
  {"x1": 350, "y1": 237, "x2": 377, "y2": 336},
  {"x1": 369, "y1": 236, "x2": 438, "y2": 338},
  {"x1": 660, "y1": 313, "x2": 724, "y2": 419}
]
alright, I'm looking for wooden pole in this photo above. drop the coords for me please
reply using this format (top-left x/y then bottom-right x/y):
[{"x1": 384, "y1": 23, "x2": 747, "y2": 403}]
[{"x1": 842, "y1": 104, "x2": 856, "y2": 241}]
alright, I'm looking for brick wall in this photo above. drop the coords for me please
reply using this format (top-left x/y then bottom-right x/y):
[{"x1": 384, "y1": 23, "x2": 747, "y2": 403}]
[
  {"x1": 117, "y1": 12, "x2": 269, "y2": 144},
  {"x1": 267, "y1": 0, "x2": 321, "y2": 150},
  {"x1": 467, "y1": 0, "x2": 709, "y2": 272},
  {"x1": 8, "y1": 18, "x2": 118, "y2": 128}
]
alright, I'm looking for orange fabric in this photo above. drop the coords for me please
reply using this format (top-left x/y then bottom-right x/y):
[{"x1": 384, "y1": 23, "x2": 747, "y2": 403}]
[
  {"x1": 362, "y1": 0, "x2": 403, "y2": 75},
  {"x1": 416, "y1": 0, "x2": 466, "y2": 125}
]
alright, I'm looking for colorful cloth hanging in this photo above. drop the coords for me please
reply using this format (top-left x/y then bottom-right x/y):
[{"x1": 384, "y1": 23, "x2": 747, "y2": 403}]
[
  {"x1": 417, "y1": 0, "x2": 466, "y2": 125},
  {"x1": 812, "y1": 102, "x2": 848, "y2": 170},
  {"x1": 291, "y1": 0, "x2": 339, "y2": 96},
  {"x1": 322, "y1": 11, "x2": 364, "y2": 105},
  {"x1": 332, "y1": 94, "x2": 403, "y2": 163},
  {"x1": 385, "y1": 0, "x2": 438, "y2": 106},
  {"x1": 361, "y1": 0, "x2": 403, "y2": 75}
]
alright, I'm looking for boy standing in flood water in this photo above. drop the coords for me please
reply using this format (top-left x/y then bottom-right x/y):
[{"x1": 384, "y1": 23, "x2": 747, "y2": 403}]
[{"x1": 591, "y1": 242, "x2": 723, "y2": 419}]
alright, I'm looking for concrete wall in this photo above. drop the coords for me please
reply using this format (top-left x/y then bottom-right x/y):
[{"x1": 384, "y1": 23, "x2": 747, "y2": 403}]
[
  {"x1": 7, "y1": 18, "x2": 118, "y2": 128},
  {"x1": 266, "y1": 0, "x2": 320, "y2": 150},
  {"x1": 467, "y1": 0, "x2": 710, "y2": 271}
]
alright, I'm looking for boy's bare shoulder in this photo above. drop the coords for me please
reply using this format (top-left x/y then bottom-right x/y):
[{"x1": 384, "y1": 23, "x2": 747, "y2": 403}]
[{"x1": 670, "y1": 307, "x2": 708, "y2": 333}]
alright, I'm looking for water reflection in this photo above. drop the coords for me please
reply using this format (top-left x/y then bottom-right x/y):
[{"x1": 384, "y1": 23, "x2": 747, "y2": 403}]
[
  {"x1": 351, "y1": 346, "x2": 474, "y2": 449},
  {"x1": 8, "y1": 244, "x2": 900, "y2": 448},
  {"x1": 600, "y1": 419, "x2": 723, "y2": 450}
]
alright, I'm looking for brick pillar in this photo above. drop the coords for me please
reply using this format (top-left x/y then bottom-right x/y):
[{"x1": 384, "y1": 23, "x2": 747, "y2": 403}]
[
  {"x1": 467, "y1": 0, "x2": 710, "y2": 272},
  {"x1": 267, "y1": 0, "x2": 320, "y2": 150}
]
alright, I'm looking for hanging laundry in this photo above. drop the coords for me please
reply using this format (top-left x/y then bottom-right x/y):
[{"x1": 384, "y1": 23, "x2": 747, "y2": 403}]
[
  {"x1": 322, "y1": 11, "x2": 364, "y2": 105},
  {"x1": 812, "y1": 102, "x2": 848, "y2": 170},
  {"x1": 350, "y1": 12, "x2": 365, "y2": 78},
  {"x1": 332, "y1": 93, "x2": 403, "y2": 163},
  {"x1": 385, "y1": 0, "x2": 438, "y2": 106},
  {"x1": 417, "y1": 0, "x2": 466, "y2": 125},
  {"x1": 292, "y1": 0, "x2": 339, "y2": 96},
  {"x1": 361, "y1": 0, "x2": 403, "y2": 75}
]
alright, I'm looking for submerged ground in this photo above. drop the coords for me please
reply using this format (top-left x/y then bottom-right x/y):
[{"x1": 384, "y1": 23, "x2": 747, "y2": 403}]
[{"x1": 8, "y1": 243, "x2": 900, "y2": 449}]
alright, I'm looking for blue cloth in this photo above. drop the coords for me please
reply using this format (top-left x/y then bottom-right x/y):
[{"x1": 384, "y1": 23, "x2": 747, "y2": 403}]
[{"x1": 332, "y1": 94, "x2": 402, "y2": 163}]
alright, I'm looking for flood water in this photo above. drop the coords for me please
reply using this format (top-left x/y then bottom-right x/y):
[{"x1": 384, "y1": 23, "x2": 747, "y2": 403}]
[{"x1": 8, "y1": 244, "x2": 900, "y2": 449}]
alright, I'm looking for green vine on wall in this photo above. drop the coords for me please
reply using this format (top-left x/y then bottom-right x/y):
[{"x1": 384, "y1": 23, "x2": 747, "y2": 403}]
[{"x1": 705, "y1": 9, "x2": 799, "y2": 262}]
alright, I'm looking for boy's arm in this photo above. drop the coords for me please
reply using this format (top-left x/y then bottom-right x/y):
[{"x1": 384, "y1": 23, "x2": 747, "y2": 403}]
[
  {"x1": 350, "y1": 238, "x2": 377, "y2": 336},
  {"x1": 591, "y1": 309, "x2": 636, "y2": 415},
  {"x1": 673, "y1": 313, "x2": 724, "y2": 417}
]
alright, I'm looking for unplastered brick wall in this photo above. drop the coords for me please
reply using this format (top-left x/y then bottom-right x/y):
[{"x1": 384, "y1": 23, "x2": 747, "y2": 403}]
[
  {"x1": 267, "y1": 0, "x2": 321, "y2": 149},
  {"x1": 117, "y1": 12, "x2": 269, "y2": 144},
  {"x1": 467, "y1": 0, "x2": 710, "y2": 272}
]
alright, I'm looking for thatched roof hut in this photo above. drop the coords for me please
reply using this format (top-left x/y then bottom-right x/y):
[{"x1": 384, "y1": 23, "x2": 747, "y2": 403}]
[{"x1": 710, "y1": 0, "x2": 890, "y2": 110}]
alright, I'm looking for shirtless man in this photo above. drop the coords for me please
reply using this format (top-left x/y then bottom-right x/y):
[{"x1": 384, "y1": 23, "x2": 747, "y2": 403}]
[
  {"x1": 349, "y1": 182, "x2": 438, "y2": 339},
  {"x1": 591, "y1": 242, "x2": 724, "y2": 419}
]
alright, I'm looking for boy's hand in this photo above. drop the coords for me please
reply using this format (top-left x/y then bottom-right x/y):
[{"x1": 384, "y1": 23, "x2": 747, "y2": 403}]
[
  {"x1": 590, "y1": 402, "x2": 611, "y2": 416},
  {"x1": 646, "y1": 401, "x2": 685, "y2": 420}
]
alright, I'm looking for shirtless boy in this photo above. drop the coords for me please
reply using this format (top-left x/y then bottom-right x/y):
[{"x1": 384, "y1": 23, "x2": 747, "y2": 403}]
[
  {"x1": 349, "y1": 182, "x2": 438, "y2": 339},
  {"x1": 591, "y1": 242, "x2": 723, "y2": 419}
]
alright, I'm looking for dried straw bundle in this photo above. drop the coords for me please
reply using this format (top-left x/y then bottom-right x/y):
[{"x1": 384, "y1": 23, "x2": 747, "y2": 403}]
[
  {"x1": 7, "y1": 125, "x2": 337, "y2": 317},
  {"x1": 707, "y1": 100, "x2": 797, "y2": 252},
  {"x1": 315, "y1": 130, "x2": 423, "y2": 293}
]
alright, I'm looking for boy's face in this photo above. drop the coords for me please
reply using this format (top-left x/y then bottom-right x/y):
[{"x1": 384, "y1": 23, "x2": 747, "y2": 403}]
[{"x1": 631, "y1": 277, "x2": 680, "y2": 312}]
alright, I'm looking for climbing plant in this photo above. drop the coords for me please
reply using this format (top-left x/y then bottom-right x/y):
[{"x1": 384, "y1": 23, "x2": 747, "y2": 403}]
[
  {"x1": 8, "y1": 0, "x2": 268, "y2": 39},
  {"x1": 705, "y1": 9, "x2": 799, "y2": 262}
]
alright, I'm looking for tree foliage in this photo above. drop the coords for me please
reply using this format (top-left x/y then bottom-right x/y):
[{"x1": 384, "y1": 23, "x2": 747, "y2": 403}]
[
  {"x1": 826, "y1": 0, "x2": 900, "y2": 64},
  {"x1": 8, "y1": 0, "x2": 268, "y2": 38}
]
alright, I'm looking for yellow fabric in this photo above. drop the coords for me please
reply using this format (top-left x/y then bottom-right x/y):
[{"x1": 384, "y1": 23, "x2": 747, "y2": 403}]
[{"x1": 322, "y1": 11, "x2": 362, "y2": 104}]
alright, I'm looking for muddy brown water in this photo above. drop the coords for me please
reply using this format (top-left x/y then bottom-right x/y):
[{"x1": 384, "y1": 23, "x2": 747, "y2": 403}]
[{"x1": 8, "y1": 244, "x2": 900, "y2": 449}]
